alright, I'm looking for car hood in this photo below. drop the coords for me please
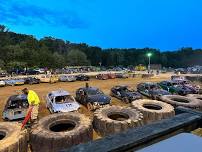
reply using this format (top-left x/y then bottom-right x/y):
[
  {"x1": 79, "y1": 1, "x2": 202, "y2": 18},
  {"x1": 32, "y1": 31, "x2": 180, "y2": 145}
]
[
  {"x1": 149, "y1": 89, "x2": 171, "y2": 95},
  {"x1": 53, "y1": 102, "x2": 80, "y2": 112},
  {"x1": 124, "y1": 92, "x2": 142, "y2": 98},
  {"x1": 0, "y1": 81, "x2": 5, "y2": 84},
  {"x1": 184, "y1": 84, "x2": 200, "y2": 91},
  {"x1": 88, "y1": 95, "x2": 111, "y2": 105},
  {"x1": 175, "y1": 85, "x2": 192, "y2": 92}
]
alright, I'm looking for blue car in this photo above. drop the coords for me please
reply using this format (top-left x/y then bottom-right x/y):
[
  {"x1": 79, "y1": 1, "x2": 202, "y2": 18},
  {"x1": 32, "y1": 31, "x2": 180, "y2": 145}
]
[{"x1": 5, "y1": 79, "x2": 25, "y2": 86}]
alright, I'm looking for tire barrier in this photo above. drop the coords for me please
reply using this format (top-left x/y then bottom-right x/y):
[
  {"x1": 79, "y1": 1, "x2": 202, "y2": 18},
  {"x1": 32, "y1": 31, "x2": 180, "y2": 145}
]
[
  {"x1": 187, "y1": 94, "x2": 202, "y2": 103},
  {"x1": 30, "y1": 113, "x2": 93, "y2": 152},
  {"x1": 131, "y1": 99, "x2": 175, "y2": 124},
  {"x1": 93, "y1": 106, "x2": 143, "y2": 137},
  {"x1": 0, "y1": 122, "x2": 28, "y2": 152},
  {"x1": 160, "y1": 95, "x2": 202, "y2": 109}
]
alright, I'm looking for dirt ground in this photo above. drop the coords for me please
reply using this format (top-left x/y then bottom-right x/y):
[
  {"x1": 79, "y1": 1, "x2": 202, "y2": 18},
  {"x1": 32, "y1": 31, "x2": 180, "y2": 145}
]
[{"x1": 0, "y1": 73, "x2": 201, "y2": 140}]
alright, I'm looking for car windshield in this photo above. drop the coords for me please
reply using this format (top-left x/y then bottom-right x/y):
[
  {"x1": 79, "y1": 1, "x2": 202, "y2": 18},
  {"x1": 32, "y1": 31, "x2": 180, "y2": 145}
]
[
  {"x1": 7, "y1": 99, "x2": 28, "y2": 109},
  {"x1": 150, "y1": 84, "x2": 161, "y2": 90},
  {"x1": 86, "y1": 89, "x2": 103, "y2": 95},
  {"x1": 55, "y1": 95, "x2": 75, "y2": 104},
  {"x1": 172, "y1": 82, "x2": 179, "y2": 86},
  {"x1": 121, "y1": 87, "x2": 130, "y2": 92}
]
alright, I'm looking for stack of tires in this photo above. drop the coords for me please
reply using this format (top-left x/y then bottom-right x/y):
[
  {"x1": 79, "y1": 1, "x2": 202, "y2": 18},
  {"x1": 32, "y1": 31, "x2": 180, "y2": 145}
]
[
  {"x1": 93, "y1": 106, "x2": 144, "y2": 137},
  {"x1": 131, "y1": 99, "x2": 175, "y2": 124},
  {"x1": 160, "y1": 95, "x2": 202, "y2": 110},
  {"x1": 30, "y1": 112, "x2": 93, "y2": 152},
  {"x1": 0, "y1": 122, "x2": 28, "y2": 152}
]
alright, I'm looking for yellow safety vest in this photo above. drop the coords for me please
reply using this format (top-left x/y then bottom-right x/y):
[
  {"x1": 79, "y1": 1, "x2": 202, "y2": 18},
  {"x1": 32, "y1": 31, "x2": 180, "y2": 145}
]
[{"x1": 27, "y1": 90, "x2": 40, "y2": 105}]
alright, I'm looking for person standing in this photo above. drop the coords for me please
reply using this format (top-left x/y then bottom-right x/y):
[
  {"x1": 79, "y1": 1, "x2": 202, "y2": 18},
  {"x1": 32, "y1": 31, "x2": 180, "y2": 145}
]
[{"x1": 22, "y1": 88, "x2": 40, "y2": 123}]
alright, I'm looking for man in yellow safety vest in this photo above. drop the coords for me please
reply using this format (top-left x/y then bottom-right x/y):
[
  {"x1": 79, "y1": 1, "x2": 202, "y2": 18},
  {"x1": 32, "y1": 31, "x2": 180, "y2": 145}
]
[{"x1": 22, "y1": 88, "x2": 40, "y2": 123}]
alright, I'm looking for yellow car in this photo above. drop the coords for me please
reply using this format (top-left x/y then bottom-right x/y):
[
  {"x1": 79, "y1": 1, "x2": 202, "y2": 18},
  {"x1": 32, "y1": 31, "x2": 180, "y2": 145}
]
[
  {"x1": 135, "y1": 64, "x2": 146, "y2": 71},
  {"x1": 37, "y1": 75, "x2": 58, "y2": 83}
]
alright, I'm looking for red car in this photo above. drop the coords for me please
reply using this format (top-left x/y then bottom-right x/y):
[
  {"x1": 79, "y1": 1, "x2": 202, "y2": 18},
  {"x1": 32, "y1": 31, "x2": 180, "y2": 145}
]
[{"x1": 107, "y1": 73, "x2": 116, "y2": 79}]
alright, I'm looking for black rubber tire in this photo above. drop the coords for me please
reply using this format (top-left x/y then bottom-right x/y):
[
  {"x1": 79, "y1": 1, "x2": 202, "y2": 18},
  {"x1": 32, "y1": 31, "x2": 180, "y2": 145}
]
[
  {"x1": 122, "y1": 97, "x2": 129, "y2": 104},
  {"x1": 131, "y1": 99, "x2": 175, "y2": 124},
  {"x1": 30, "y1": 112, "x2": 93, "y2": 152},
  {"x1": 0, "y1": 122, "x2": 28, "y2": 152},
  {"x1": 87, "y1": 102, "x2": 94, "y2": 111},
  {"x1": 160, "y1": 95, "x2": 202, "y2": 109},
  {"x1": 110, "y1": 91, "x2": 114, "y2": 97},
  {"x1": 93, "y1": 106, "x2": 143, "y2": 137}
]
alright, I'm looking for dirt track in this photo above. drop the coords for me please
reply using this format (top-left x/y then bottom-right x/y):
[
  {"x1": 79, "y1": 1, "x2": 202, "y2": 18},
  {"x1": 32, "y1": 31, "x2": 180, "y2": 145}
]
[{"x1": 0, "y1": 73, "x2": 181, "y2": 139}]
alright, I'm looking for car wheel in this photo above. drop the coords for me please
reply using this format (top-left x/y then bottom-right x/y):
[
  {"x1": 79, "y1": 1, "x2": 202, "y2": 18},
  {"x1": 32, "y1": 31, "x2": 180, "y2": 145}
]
[
  {"x1": 77, "y1": 107, "x2": 83, "y2": 113},
  {"x1": 0, "y1": 122, "x2": 28, "y2": 152},
  {"x1": 110, "y1": 91, "x2": 114, "y2": 97},
  {"x1": 30, "y1": 113, "x2": 93, "y2": 152},
  {"x1": 93, "y1": 106, "x2": 143, "y2": 137},
  {"x1": 131, "y1": 99, "x2": 175, "y2": 124},
  {"x1": 87, "y1": 102, "x2": 94, "y2": 111},
  {"x1": 122, "y1": 97, "x2": 129, "y2": 104},
  {"x1": 152, "y1": 95, "x2": 157, "y2": 100}
]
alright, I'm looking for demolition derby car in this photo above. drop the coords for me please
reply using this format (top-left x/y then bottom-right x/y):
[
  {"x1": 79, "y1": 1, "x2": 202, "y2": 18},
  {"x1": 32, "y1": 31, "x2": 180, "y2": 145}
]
[
  {"x1": 59, "y1": 75, "x2": 76, "y2": 82},
  {"x1": 46, "y1": 90, "x2": 80, "y2": 113},
  {"x1": 0, "y1": 80, "x2": 6, "y2": 87},
  {"x1": 24, "y1": 77, "x2": 40, "y2": 85},
  {"x1": 96, "y1": 74, "x2": 109, "y2": 80},
  {"x1": 137, "y1": 82, "x2": 171, "y2": 99},
  {"x1": 115, "y1": 73, "x2": 129, "y2": 79},
  {"x1": 37, "y1": 74, "x2": 58, "y2": 83},
  {"x1": 110, "y1": 85, "x2": 142, "y2": 103},
  {"x1": 75, "y1": 84, "x2": 111, "y2": 110},
  {"x1": 2, "y1": 94, "x2": 29, "y2": 120},
  {"x1": 4, "y1": 79, "x2": 25, "y2": 86},
  {"x1": 172, "y1": 79, "x2": 200, "y2": 94},
  {"x1": 75, "y1": 74, "x2": 90, "y2": 81},
  {"x1": 158, "y1": 80, "x2": 197, "y2": 95}
]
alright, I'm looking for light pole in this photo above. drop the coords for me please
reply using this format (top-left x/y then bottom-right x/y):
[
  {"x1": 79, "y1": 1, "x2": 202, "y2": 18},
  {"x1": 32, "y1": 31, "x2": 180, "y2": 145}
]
[{"x1": 147, "y1": 53, "x2": 152, "y2": 73}]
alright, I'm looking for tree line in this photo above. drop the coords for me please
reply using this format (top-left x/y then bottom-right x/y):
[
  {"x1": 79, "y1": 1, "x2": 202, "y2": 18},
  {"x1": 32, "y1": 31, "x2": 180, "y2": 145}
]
[{"x1": 0, "y1": 25, "x2": 202, "y2": 70}]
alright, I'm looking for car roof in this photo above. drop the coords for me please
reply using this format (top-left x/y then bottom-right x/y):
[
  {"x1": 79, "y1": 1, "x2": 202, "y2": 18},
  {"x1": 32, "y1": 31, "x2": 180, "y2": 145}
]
[
  {"x1": 114, "y1": 85, "x2": 128, "y2": 89},
  {"x1": 8, "y1": 94, "x2": 27, "y2": 101},
  {"x1": 50, "y1": 90, "x2": 70, "y2": 96},
  {"x1": 81, "y1": 87, "x2": 99, "y2": 91}
]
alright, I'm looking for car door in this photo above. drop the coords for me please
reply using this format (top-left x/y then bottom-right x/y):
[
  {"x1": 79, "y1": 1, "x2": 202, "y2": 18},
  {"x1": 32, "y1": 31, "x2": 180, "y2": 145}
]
[
  {"x1": 160, "y1": 82, "x2": 168, "y2": 90},
  {"x1": 47, "y1": 94, "x2": 52, "y2": 108},
  {"x1": 116, "y1": 89, "x2": 122, "y2": 98},
  {"x1": 111, "y1": 88, "x2": 117, "y2": 96}
]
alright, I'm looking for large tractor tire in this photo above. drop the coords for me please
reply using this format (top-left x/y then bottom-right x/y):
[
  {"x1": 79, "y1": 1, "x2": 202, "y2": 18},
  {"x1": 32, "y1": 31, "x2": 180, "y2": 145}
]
[
  {"x1": 0, "y1": 122, "x2": 28, "y2": 152},
  {"x1": 30, "y1": 113, "x2": 93, "y2": 152},
  {"x1": 187, "y1": 94, "x2": 202, "y2": 104},
  {"x1": 160, "y1": 95, "x2": 202, "y2": 109},
  {"x1": 93, "y1": 106, "x2": 143, "y2": 137},
  {"x1": 131, "y1": 99, "x2": 175, "y2": 124}
]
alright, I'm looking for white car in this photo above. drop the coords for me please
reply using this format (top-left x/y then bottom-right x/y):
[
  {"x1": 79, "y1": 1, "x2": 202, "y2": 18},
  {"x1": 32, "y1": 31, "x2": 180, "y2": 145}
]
[
  {"x1": 46, "y1": 90, "x2": 80, "y2": 113},
  {"x1": 0, "y1": 80, "x2": 6, "y2": 87},
  {"x1": 59, "y1": 75, "x2": 76, "y2": 82}
]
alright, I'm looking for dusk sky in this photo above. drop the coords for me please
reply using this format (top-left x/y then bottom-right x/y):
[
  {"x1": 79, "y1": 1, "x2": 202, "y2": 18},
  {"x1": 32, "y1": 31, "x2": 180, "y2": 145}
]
[{"x1": 0, "y1": 0, "x2": 202, "y2": 51}]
